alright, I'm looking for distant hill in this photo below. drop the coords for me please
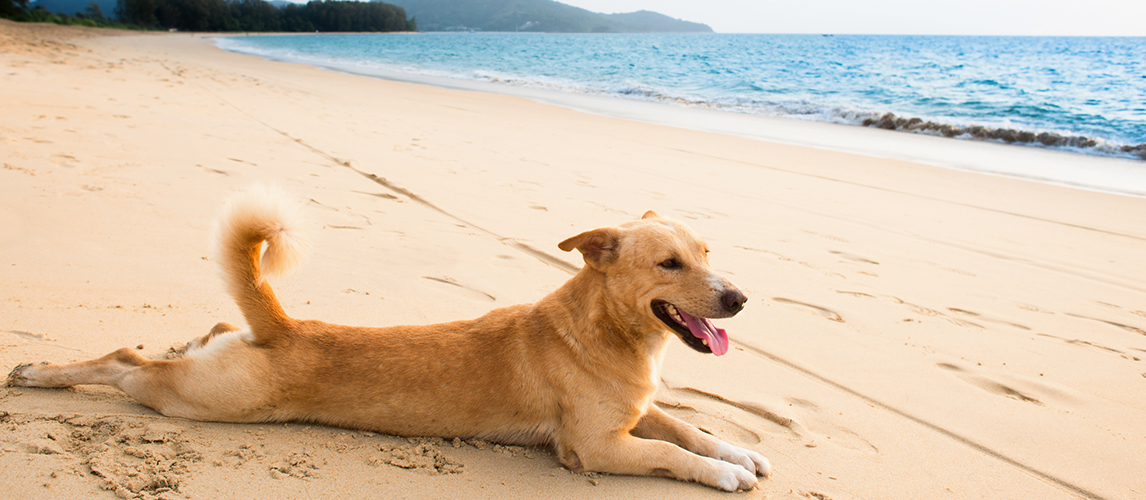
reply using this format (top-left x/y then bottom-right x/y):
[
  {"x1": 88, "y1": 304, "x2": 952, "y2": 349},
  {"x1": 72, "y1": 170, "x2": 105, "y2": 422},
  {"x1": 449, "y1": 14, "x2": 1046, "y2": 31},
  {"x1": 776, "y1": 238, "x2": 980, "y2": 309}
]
[{"x1": 384, "y1": 0, "x2": 713, "y2": 33}]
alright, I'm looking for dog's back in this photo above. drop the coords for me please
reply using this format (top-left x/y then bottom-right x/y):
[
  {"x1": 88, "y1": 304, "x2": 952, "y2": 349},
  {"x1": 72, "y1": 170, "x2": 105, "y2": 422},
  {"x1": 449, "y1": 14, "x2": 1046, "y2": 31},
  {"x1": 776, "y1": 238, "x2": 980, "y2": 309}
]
[{"x1": 206, "y1": 188, "x2": 567, "y2": 441}]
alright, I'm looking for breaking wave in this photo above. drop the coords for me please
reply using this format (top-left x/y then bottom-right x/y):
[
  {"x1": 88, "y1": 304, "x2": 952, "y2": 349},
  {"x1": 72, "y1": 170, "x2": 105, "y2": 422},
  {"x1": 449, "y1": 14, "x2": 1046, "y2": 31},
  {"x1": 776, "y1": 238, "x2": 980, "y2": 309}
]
[{"x1": 858, "y1": 112, "x2": 1146, "y2": 160}]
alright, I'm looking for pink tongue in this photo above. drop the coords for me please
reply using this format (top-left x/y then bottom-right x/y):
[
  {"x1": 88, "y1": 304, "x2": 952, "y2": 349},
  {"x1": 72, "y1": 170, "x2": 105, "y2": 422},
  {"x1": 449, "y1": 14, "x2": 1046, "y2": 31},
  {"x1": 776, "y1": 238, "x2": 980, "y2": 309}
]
[{"x1": 681, "y1": 310, "x2": 730, "y2": 356}]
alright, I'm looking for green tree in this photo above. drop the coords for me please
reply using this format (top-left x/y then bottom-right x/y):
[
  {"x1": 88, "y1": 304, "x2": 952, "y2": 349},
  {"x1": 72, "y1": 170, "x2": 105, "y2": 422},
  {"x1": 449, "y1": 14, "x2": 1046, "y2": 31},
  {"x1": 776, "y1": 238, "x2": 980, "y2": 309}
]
[
  {"x1": 84, "y1": 0, "x2": 107, "y2": 20},
  {"x1": 231, "y1": 0, "x2": 279, "y2": 31},
  {"x1": 116, "y1": 0, "x2": 158, "y2": 26},
  {"x1": 106, "y1": 0, "x2": 412, "y2": 32}
]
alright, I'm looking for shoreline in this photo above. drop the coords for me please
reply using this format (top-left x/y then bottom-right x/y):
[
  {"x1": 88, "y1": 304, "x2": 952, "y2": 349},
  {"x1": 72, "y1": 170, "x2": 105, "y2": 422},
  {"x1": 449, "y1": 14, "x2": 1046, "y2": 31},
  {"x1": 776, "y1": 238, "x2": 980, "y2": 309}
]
[
  {"x1": 3, "y1": 22, "x2": 1146, "y2": 500},
  {"x1": 209, "y1": 32, "x2": 1146, "y2": 198}
]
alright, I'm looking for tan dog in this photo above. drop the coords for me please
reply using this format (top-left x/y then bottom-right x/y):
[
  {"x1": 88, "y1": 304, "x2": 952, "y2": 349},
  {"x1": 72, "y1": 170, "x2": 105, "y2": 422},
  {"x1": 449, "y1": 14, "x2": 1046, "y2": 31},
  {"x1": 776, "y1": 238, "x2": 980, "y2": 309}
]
[{"x1": 8, "y1": 187, "x2": 770, "y2": 491}]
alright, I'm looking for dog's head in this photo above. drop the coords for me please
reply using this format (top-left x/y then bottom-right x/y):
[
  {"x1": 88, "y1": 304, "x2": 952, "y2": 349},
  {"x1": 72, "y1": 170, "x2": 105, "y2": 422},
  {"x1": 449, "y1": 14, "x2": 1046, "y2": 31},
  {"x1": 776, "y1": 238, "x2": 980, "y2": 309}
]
[{"x1": 558, "y1": 211, "x2": 746, "y2": 356}]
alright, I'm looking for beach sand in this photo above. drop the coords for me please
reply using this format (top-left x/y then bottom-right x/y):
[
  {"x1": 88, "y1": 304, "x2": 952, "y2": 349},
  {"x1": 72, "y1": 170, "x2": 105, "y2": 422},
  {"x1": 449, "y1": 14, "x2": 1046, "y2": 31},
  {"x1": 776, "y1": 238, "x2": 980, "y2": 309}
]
[{"x1": 2, "y1": 20, "x2": 1145, "y2": 500}]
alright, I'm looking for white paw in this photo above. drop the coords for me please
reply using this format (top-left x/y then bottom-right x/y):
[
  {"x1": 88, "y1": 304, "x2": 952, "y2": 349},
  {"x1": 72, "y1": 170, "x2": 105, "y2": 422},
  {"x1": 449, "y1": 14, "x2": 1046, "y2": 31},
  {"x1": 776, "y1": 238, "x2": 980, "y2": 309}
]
[
  {"x1": 717, "y1": 442, "x2": 772, "y2": 478},
  {"x1": 713, "y1": 459, "x2": 759, "y2": 492}
]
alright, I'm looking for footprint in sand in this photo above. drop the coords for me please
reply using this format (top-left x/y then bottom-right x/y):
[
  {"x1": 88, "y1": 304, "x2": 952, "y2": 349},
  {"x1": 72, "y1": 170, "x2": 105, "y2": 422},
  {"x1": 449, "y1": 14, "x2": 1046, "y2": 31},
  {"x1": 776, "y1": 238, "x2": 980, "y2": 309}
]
[
  {"x1": 1036, "y1": 333, "x2": 1142, "y2": 362},
  {"x1": 828, "y1": 251, "x2": 879, "y2": 265},
  {"x1": 1015, "y1": 302, "x2": 1050, "y2": 314},
  {"x1": 900, "y1": 303, "x2": 983, "y2": 327},
  {"x1": 1065, "y1": 313, "x2": 1146, "y2": 336},
  {"x1": 904, "y1": 303, "x2": 944, "y2": 317},
  {"x1": 226, "y1": 157, "x2": 257, "y2": 166},
  {"x1": 352, "y1": 190, "x2": 398, "y2": 200},
  {"x1": 772, "y1": 298, "x2": 844, "y2": 323},
  {"x1": 936, "y1": 362, "x2": 1066, "y2": 406},
  {"x1": 735, "y1": 245, "x2": 789, "y2": 261},
  {"x1": 421, "y1": 276, "x2": 495, "y2": 303},
  {"x1": 673, "y1": 209, "x2": 725, "y2": 220},
  {"x1": 835, "y1": 291, "x2": 1034, "y2": 330},
  {"x1": 667, "y1": 384, "x2": 881, "y2": 454},
  {"x1": 49, "y1": 153, "x2": 77, "y2": 167},
  {"x1": 947, "y1": 308, "x2": 1030, "y2": 330},
  {"x1": 736, "y1": 247, "x2": 845, "y2": 279},
  {"x1": 903, "y1": 303, "x2": 996, "y2": 329},
  {"x1": 657, "y1": 401, "x2": 764, "y2": 446},
  {"x1": 197, "y1": 164, "x2": 229, "y2": 176},
  {"x1": 803, "y1": 231, "x2": 849, "y2": 244},
  {"x1": 658, "y1": 385, "x2": 798, "y2": 443}
]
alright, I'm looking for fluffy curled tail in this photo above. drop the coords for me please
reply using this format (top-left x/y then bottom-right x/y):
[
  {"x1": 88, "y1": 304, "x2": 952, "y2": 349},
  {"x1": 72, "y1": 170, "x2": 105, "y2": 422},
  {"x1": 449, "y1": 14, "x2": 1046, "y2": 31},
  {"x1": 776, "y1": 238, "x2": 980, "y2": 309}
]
[{"x1": 212, "y1": 185, "x2": 310, "y2": 345}]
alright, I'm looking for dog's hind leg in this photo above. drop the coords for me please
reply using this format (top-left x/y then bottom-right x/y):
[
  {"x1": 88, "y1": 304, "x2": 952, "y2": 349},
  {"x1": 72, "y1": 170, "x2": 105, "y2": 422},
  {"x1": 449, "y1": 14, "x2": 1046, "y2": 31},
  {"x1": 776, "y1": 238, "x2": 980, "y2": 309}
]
[
  {"x1": 6, "y1": 321, "x2": 239, "y2": 393},
  {"x1": 7, "y1": 324, "x2": 272, "y2": 422},
  {"x1": 8, "y1": 347, "x2": 150, "y2": 389},
  {"x1": 185, "y1": 322, "x2": 241, "y2": 352},
  {"x1": 7, "y1": 348, "x2": 208, "y2": 417}
]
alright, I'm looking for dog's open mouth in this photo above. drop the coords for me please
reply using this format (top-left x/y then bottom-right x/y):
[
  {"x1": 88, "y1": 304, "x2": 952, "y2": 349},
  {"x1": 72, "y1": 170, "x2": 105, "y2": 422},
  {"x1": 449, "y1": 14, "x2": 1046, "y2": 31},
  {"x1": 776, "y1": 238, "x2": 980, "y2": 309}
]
[{"x1": 652, "y1": 300, "x2": 729, "y2": 356}]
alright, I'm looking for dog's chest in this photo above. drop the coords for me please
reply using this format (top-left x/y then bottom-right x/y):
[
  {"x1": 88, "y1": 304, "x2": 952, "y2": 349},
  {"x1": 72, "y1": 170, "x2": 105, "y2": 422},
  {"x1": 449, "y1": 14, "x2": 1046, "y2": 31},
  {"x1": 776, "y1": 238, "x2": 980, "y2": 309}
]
[{"x1": 641, "y1": 338, "x2": 670, "y2": 408}]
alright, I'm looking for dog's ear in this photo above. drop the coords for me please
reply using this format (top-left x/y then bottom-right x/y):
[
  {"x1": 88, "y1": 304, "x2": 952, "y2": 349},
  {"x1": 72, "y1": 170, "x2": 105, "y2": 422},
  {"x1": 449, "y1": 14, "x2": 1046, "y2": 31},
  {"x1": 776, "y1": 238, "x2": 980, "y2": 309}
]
[
  {"x1": 641, "y1": 210, "x2": 661, "y2": 219},
  {"x1": 559, "y1": 227, "x2": 620, "y2": 269}
]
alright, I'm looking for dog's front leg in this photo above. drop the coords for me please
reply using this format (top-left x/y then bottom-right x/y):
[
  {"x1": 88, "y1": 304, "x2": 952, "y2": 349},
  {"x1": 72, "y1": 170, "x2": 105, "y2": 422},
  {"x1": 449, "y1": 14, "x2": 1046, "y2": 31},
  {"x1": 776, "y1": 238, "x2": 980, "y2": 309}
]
[
  {"x1": 563, "y1": 430, "x2": 759, "y2": 491},
  {"x1": 632, "y1": 404, "x2": 771, "y2": 478}
]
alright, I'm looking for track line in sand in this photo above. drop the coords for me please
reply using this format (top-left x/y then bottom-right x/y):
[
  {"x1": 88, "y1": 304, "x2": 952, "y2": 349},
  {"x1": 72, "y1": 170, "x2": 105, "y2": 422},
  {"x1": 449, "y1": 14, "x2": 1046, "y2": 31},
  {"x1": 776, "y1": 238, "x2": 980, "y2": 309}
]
[
  {"x1": 348, "y1": 166, "x2": 579, "y2": 275},
  {"x1": 348, "y1": 168, "x2": 579, "y2": 275},
  {"x1": 175, "y1": 73, "x2": 581, "y2": 276}
]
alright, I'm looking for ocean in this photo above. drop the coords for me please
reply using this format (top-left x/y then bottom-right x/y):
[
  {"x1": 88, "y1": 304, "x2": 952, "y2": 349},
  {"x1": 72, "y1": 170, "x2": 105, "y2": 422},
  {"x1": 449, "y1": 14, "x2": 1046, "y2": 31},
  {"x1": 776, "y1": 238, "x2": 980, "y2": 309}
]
[{"x1": 214, "y1": 33, "x2": 1146, "y2": 193}]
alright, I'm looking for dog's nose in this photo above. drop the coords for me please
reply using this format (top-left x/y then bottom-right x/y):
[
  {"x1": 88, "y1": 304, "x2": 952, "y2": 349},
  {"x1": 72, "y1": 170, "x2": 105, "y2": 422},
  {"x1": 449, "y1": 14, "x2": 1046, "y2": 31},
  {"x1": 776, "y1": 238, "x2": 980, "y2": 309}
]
[{"x1": 721, "y1": 290, "x2": 747, "y2": 314}]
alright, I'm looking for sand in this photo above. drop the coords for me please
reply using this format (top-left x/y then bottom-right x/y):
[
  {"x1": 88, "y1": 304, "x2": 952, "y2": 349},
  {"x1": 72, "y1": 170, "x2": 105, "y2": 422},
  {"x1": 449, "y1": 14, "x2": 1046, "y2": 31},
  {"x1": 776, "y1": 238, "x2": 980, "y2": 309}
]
[{"x1": 2, "y1": 20, "x2": 1145, "y2": 500}]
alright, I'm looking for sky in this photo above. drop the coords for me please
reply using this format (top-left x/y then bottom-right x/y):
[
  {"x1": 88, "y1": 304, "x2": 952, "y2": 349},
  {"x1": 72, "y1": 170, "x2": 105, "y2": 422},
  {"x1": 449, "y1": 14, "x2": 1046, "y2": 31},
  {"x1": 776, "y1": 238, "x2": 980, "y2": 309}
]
[{"x1": 557, "y1": 0, "x2": 1146, "y2": 36}]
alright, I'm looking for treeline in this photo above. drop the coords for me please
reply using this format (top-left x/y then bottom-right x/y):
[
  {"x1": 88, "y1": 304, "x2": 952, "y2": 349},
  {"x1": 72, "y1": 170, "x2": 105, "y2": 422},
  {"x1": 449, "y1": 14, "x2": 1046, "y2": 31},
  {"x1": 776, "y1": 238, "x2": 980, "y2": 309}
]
[
  {"x1": 116, "y1": 0, "x2": 415, "y2": 32},
  {"x1": 0, "y1": 0, "x2": 415, "y2": 32},
  {"x1": 2, "y1": 0, "x2": 133, "y2": 28}
]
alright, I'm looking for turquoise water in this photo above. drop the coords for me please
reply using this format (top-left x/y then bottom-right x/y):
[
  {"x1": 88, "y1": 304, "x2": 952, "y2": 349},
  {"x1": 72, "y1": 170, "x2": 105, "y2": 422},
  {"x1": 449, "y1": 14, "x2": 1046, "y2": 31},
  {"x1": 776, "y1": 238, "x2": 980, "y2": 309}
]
[{"x1": 216, "y1": 33, "x2": 1146, "y2": 160}]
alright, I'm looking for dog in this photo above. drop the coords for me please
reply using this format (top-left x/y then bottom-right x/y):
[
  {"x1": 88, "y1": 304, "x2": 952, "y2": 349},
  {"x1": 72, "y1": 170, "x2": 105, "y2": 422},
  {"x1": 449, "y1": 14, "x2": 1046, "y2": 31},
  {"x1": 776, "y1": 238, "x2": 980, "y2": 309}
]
[{"x1": 8, "y1": 186, "x2": 770, "y2": 491}]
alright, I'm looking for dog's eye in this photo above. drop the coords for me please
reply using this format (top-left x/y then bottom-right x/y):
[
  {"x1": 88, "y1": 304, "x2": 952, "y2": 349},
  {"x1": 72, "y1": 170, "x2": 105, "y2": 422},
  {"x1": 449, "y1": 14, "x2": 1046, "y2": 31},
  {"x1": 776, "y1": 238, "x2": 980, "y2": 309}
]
[{"x1": 658, "y1": 258, "x2": 681, "y2": 270}]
